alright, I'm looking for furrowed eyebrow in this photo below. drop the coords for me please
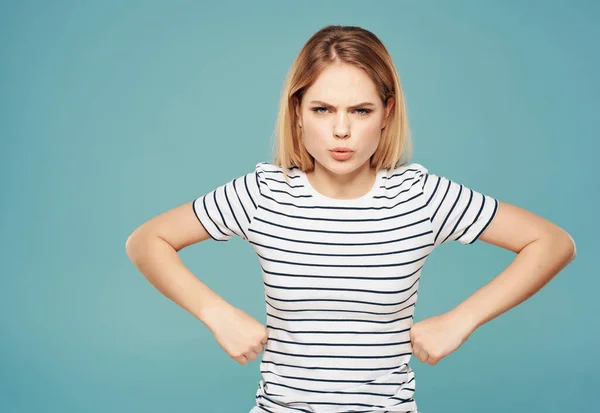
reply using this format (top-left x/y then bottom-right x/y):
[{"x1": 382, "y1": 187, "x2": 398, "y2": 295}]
[{"x1": 309, "y1": 100, "x2": 376, "y2": 110}]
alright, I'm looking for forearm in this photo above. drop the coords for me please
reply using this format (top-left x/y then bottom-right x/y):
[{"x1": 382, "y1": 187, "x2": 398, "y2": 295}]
[
  {"x1": 125, "y1": 233, "x2": 229, "y2": 331},
  {"x1": 451, "y1": 233, "x2": 576, "y2": 333}
]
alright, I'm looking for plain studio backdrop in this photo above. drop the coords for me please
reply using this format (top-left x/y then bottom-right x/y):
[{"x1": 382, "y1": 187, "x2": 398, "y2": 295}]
[{"x1": 0, "y1": 1, "x2": 597, "y2": 412}]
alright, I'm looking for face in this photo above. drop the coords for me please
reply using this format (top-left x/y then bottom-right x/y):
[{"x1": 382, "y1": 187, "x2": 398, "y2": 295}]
[{"x1": 296, "y1": 62, "x2": 393, "y2": 177}]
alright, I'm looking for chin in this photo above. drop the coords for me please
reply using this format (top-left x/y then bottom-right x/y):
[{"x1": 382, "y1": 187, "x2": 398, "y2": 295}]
[{"x1": 323, "y1": 157, "x2": 359, "y2": 174}]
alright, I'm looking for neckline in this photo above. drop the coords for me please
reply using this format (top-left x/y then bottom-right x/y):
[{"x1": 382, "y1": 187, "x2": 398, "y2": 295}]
[{"x1": 297, "y1": 167, "x2": 386, "y2": 204}]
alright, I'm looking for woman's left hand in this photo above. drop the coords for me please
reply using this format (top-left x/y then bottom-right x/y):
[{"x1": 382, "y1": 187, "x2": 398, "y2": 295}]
[{"x1": 409, "y1": 310, "x2": 476, "y2": 365}]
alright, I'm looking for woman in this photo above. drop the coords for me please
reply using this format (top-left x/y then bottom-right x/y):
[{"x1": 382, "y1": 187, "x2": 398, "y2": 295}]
[{"x1": 126, "y1": 25, "x2": 576, "y2": 413}]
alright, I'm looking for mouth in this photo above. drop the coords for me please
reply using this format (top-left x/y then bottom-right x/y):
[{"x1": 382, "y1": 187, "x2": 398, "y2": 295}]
[{"x1": 329, "y1": 149, "x2": 354, "y2": 161}]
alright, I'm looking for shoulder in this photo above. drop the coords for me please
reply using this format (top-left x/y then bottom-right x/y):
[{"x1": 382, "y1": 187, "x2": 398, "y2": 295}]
[
  {"x1": 254, "y1": 161, "x2": 301, "y2": 181},
  {"x1": 385, "y1": 162, "x2": 429, "y2": 184},
  {"x1": 252, "y1": 161, "x2": 303, "y2": 193},
  {"x1": 254, "y1": 161, "x2": 281, "y2": 175},
  {"x1": 390, "y1": 162, "x2": 428, "y2": 174},
  {"x1": 254, "y1": 161, "x2": 297, "y2": 173}
]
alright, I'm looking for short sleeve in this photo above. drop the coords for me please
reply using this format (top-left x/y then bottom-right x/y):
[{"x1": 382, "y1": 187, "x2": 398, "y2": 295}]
[
  {"x1": 192, "y1": 163, "x2": 264, "y2": 242},
  {"x1": 416, "y1": 164, "x2": 499, "y2": 247}
]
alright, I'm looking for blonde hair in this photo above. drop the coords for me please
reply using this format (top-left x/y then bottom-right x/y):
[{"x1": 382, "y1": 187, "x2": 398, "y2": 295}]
[{"x1": 271, "y1": 25, "x2": 413, "y2": 179}]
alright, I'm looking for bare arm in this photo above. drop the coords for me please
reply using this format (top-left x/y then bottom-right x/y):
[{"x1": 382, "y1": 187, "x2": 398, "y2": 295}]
[
  {"x1": 410, "y1": 200, "x2": 576, "y2": 366},
  {"x1": 125, "y1": 201, "x2": 268, "y2": 365},
  {"x1": 452, "y1": 200, "x2": 577, "y2": 331},
  {"x1": 125, "y1": 201, "x2": 227, "y2": 330}
]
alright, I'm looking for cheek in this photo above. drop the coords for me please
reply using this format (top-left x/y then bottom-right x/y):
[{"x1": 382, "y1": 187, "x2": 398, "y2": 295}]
[
  {"x1": 301, "y1": 118, "x2": 327, "y2": 148},
  {"x1": 303, "y1": 116, "x2": 326, "y2": 133},
  {"x1": 362, "y1": 121, "x2": 382, "y2": 135},
  {"x1": 358, "y1": 120, "x2": 384, "y2": 145}
]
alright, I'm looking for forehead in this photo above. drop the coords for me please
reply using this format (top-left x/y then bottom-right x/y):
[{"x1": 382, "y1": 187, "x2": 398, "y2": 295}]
[{"x1": 303, "y1": 63, "x2": 380, "y2": 104}]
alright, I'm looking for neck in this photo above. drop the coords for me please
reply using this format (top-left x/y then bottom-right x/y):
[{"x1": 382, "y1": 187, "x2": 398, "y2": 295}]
[{"x1": 307, "y1": 161, "x2": 377, "y2": 200}]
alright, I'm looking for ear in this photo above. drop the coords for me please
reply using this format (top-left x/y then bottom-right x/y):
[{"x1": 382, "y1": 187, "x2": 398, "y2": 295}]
[
  {"x1": 295, "y1": 103, "x2": 302, "y2": 128},
  {"x1": 382, "y1": 97, "x2": 394, "y2": 129}
]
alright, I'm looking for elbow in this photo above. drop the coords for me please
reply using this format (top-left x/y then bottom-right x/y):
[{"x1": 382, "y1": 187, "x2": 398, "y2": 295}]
[
  {"x1": 554, "y1": 229, "x2": 576, "y2": 263},
  {"x1": 125, "y1": 227, "x2": 147, "y2": 259},
  {"x1": 542, "y1": 227, "x2": 576, "y2": 264},
  {"x1": 565, "y1": 232, "x2": 577, "y2": 262},
  {"x1": 125, "y1": 234, "x2": 135, "y2": 256},
  {"x1": 125, "y1": 225, "x2": 166, "y2": 261},
  {"x1": 125, "y1": 233, "x2": 138, "y2": 260}
]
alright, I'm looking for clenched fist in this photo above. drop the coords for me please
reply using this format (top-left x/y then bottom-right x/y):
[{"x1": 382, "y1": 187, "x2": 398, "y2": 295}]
[
  {"x1": 204, "y1": 302, "x2": 269, "y2": 365},
  {"x1": 409, "y1": 311, "x2": 476, "y2": 366}
]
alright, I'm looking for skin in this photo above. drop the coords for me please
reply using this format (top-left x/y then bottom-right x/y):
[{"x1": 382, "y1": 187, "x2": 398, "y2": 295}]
[
  {"x1": 410, "y1": 202, "x2": 576, "y2": 366},
  {"x1": 126, "y1": 62, "x2": 577, "y2": 367},
  {"x1": 295, "y1": 62, "x2": 394, "y2": 200}
]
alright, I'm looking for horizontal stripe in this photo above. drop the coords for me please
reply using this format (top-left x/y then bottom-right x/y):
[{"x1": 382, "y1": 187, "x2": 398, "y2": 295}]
[{"x1": 192, "y1": 161, "x2": 498, "y2": 413}]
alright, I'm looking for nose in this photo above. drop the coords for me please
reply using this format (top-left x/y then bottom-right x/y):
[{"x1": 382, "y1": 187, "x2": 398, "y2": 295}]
[{"x1": 333, "y1": 113, "x2": 350, "y2": 139}]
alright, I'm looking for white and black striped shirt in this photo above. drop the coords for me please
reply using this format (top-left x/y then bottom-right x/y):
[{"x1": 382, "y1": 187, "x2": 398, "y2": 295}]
[{"x1": 193, "y1": 161, "x2": 498, "y2": 413}]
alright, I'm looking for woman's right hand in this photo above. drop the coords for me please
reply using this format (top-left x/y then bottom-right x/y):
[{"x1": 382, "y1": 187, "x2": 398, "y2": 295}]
[{"x1": 203, "y1": 302, "x2": 269, "y2": 365}]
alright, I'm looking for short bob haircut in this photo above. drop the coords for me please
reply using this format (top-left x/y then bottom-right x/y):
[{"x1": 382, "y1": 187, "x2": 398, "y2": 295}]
[{"x1": 272, "y1": 25, "x2": 412, "y2": 179}]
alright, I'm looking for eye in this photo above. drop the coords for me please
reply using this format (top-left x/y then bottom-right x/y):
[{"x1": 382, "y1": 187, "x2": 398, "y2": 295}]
[
  {"x1": 311, "y1": 107, "x2": 372, "y2": 116},
  {"x1": 355, "y1": 108, "x2": 372, "y2": 116},
  {"x1": 311, "y1": 107, "x2": 329, "y2": 115}
]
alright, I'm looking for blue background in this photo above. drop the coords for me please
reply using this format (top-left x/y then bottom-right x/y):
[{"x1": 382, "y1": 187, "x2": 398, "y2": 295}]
[{"x1": 1, "y1": 1, "x2": 596, "y2": 412}]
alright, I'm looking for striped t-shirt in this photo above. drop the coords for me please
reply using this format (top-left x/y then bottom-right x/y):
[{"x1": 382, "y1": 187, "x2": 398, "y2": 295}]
[{"x1": 192, "y1": 161, "x2": 498, "y2": 413}]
